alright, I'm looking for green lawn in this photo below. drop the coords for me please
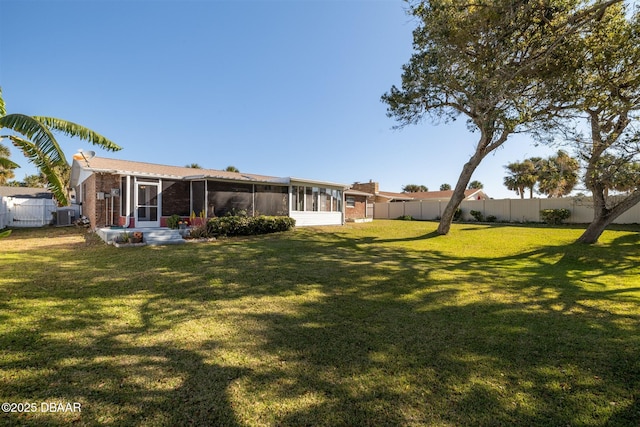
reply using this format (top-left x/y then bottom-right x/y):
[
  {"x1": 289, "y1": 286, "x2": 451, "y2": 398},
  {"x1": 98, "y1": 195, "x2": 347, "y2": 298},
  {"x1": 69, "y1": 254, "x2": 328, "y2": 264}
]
[{"x1": 1, "y1": 221, "x2": 639, "y2": 426}]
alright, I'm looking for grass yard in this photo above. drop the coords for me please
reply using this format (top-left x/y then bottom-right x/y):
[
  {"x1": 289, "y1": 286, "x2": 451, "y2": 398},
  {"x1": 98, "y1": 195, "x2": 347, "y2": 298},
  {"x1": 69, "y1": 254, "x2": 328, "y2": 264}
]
[{"x1": 1, "y1": 221, "x2": 639, "y2": 426}]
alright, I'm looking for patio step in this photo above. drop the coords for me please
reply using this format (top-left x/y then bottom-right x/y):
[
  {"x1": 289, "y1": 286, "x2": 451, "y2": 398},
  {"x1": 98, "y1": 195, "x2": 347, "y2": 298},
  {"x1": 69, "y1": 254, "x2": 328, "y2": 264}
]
[
  {"x1": 143, "y1": 229, "x2": 186, "y2": 245},
  {"x1": 97, "y1": 227, "x2": 185, "y2": 246}
]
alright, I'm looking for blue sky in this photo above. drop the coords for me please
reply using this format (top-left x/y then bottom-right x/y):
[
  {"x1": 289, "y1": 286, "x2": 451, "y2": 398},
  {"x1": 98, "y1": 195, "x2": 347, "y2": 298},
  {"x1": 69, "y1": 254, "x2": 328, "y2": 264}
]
[{"x1": 1, "y1": 0, "x2": 559, "y2": 199}]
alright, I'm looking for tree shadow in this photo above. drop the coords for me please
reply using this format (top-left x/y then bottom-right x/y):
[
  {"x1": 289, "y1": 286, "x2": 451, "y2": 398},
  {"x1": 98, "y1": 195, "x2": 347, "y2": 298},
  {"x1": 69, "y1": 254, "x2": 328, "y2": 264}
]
[{"x1": 1, "y1": 226, "x2": 639, "y2": 425}]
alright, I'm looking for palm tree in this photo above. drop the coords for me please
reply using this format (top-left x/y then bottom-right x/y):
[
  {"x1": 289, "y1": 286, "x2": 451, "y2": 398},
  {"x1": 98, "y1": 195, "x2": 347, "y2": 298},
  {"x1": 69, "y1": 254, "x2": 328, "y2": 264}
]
[
  {"x1": 537, "y1": 150, "x2": 580, "y2": 198},
  {"x1": 402, "y1": 184, "x2": 428, "y2": 192},
  {"x1": 503, "y1": 158, "x2": 540, "y2": 199},
  {"x1": 439, "y1": 183, "x2": 451, "y2": 191},
  {"x1": 468, "y1": 180, "x2": 484, "y2": 190},
  {"x1": 0, "y1": 87, "x2": 121, "y2": 205},
  {"x1": 0, "y1": 143, "x2": 18, "y2": 184},
  {"x1": 225, "y1": 165, "x2": 240, "y2": 173}
]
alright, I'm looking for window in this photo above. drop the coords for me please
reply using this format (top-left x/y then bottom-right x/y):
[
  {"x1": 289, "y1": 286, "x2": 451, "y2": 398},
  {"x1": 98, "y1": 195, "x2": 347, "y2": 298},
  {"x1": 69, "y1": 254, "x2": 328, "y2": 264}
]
[
  {"x1": 346, "y1": 196, "x2": 356, "y2": 208},
  {"x1": 291, "y1": 186, "x2": 342, "y2": 212},
  {"x1": 292, "y1": 186, "x2": 305, "y2": 211}
]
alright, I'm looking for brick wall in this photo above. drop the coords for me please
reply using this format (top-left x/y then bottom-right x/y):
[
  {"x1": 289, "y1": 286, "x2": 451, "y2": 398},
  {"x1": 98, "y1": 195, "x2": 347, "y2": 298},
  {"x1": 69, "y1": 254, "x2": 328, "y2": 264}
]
[
  {"x1": 345, "y1": 195, "x2": 368, "y2": 220},
  {"x1": 352, "y1": 181, "x2": 378, "y2": 196},
  {"x1": 82, "y1": 173, "x2": 121, "y2": 228}
]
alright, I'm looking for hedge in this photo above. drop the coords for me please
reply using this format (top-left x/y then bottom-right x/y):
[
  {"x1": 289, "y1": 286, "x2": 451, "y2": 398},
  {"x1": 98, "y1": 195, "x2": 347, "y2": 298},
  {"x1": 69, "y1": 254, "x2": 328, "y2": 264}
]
[{"x1": 206, "y1": 215, "x2": 296, "y2": 237}]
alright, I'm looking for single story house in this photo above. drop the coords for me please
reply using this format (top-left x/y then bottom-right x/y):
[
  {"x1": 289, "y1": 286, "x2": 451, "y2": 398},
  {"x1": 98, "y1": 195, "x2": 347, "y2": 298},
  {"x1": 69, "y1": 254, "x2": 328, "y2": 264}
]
[{"x1": 70, "y1": 157, "x2": 348, "y2": 228}]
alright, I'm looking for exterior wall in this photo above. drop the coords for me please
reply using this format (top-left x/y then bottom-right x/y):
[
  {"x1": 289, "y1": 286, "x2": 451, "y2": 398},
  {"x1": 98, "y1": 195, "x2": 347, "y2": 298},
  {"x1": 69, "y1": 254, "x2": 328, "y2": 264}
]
[
  {"x1": 290, "y1": 211, "x2": 343, "y2": 226},
  {"x1": 352, "y1": 181, "x2": 378, "y2": 196},
  {"x1": 345, "y1": 195, "x2": 368, "y2": 221},
  {"x1": 374, "y1": 197, "x2": 640, "y2": 224},
  {"x1": 82, "y1": 173, "x2": 121, "y2": 228},
  {"x1": 83, "y1": 172, "x2": 346, "y2": 228}
]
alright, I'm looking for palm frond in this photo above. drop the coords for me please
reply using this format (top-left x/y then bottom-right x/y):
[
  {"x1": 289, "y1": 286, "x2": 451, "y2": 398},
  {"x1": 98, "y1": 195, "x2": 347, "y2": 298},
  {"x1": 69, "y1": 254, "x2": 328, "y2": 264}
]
[
  {"x1": 0, "y1": 157, "x2": 20, "y2": 170},
  {"x1": 9, "y1": 135, "x2": 68, "y2": 206},
  {"x1": 0, "y1": 114, "x2": 67, "y2": 165},
  {"x1": 33, "y1": 116, "x2": 122, "y2": 152},
  {"x1": 0, "y1": 87, "x2": 6, "y2": 117}
]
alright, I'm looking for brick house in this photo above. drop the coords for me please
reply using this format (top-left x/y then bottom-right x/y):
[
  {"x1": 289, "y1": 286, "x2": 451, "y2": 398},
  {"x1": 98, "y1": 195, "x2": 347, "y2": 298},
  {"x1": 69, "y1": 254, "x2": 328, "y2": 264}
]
[{"x1": 70, "y1": 157, "x2": 348, "y2": 228}]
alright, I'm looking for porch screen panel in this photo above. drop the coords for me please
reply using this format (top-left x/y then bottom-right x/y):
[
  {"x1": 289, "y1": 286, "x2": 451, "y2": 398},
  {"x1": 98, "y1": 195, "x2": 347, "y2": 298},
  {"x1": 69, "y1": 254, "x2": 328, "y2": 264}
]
[
  {"x1": 162, "y1": 180, "x2": 190, "y2": 216},
  {"x1": 207, "y1": 181, "x2": 253, "y2": 216},
  {"x1": 191, "y1": 181, "x2": 206, "y2": 217},
  {"x1": 254, "y1": 185, "x2": 288, "y2": 216}
]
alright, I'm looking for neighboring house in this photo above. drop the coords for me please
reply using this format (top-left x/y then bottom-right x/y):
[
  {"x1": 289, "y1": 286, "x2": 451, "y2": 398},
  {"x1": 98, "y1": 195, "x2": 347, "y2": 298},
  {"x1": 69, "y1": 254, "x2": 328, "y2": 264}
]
[
  {"x1": 351, "y1": 181, "x2": 489, "y2": 202},
  {"x1": 351, "y1": 181, "x2": 413, "y2": 203},
  {"x1": 401, "y1": 189, "x2": 489, "y2": 201},
  {"x1": 0, "y1": 186, "x2": 56, "y2": 228},
  {"x1": 69, "y1": 157, "x2": 348, "y2": 228},
  {"x1": 344, "y1": 188, "x2": 374, "y2": 222}
]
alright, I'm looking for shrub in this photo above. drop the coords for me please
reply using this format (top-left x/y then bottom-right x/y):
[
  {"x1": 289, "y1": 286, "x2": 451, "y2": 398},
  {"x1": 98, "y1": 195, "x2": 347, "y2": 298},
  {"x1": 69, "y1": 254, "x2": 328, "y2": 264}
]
[
  {"x1": 397, "y1": 215, "x2": 413, "y2": 221},
  {"x1": 540, "y1": 208, "x2": 571, "y2": 225},
  {"x1": 486, "y1": 215, "x2": 497, "y2": 223},
  {"x1": 167, "y1": 214, "x2": 181, "y2": 229},
  {"x1": 207, "y1": 215, "x2": 296, "y2": 237},
  {"x1": 453, "y1": 208, "x2": 463, "y2": 221},
  {"x1": 470, "y1": 210, "x2": 484, "y2": 222},
  {"x1": 187, "y1": 223, "x2": 210, "y2": 239}
]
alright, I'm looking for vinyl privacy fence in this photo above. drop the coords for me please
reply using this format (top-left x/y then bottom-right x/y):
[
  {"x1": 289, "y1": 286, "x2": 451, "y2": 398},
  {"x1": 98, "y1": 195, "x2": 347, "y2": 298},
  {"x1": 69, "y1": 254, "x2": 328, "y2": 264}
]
[
  {"x1": 0, "y1": 197, "x2": 57, "y2": 229},
  {"x1": 374, "y1": 197, "x2": 640, "y2": 224}
]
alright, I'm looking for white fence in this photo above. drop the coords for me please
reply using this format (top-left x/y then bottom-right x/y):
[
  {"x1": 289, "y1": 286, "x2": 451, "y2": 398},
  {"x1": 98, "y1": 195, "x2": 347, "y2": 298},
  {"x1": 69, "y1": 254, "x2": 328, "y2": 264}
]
[
  {"x1": 374, "y1": 197, "x2": 640, "y2": 224},
  {"x1": 0, "y1": 197, "x2": 57, "y2": 228}
]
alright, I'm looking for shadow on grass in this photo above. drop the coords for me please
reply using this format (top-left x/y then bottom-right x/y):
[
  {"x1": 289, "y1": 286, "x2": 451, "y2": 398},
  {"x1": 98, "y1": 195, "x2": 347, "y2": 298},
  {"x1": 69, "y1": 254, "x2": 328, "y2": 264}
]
[{"x1": 0, "y1": 225, "x2": 639, "y2": 425}]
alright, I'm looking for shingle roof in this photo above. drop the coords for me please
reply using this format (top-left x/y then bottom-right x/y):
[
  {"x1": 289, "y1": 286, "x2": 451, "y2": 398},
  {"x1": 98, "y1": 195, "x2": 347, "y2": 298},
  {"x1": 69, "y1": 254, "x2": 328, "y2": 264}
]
[
  {"x1": 408, "y1": 189, "x2": 488, "y2": 200},
  {"x1": 377, "y1": 191, "x2": 414, "y2": 201},
  {"x1": 0, "y1": 186, "x2": 54, "y2": 199},
  {"x1": 378, "y1": 189, "x2": 488, "y2": 201},
  {"x1": 75, "y1": 157, "x2": 287, "y2": 184}
]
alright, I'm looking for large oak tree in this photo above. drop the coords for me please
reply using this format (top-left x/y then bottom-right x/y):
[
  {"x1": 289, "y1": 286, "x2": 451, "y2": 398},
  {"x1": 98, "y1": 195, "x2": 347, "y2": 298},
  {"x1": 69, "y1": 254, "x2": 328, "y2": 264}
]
[{"x1": 382, "y1": 0, "x2": 621, "y2": 235}]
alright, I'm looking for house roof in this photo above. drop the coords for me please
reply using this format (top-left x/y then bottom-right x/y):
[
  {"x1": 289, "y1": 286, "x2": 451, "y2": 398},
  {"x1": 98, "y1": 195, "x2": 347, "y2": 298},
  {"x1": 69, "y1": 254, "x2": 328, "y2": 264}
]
[
  {"x1": 70, "y1": 157, "x2": 348, "y2": 189},
  {"x1": 378, "y1": 189, "x2": 489, "y2": 201},
  {"x1": 345, "y1": 189, "x2": 373, "y2": 197},
  {"x1": 377, "y1": 191, "x2": 414, "y2": 201},
  {"x1": 0, "y1": 186, "x2": 54, "y2": 199},
  {"x1": 406, "y1": 189, "x2": 487, "y2": 200}
]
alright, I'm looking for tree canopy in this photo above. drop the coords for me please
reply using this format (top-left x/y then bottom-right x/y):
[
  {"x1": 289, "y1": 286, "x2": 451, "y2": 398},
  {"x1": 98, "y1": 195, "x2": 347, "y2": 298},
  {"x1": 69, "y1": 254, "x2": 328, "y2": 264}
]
[
  {"x1": 383, "y1": 0, "x2": 622, "y2": 235},
  {"x1": 402, "y1": 184, "x2": 428, "y2": 192}
]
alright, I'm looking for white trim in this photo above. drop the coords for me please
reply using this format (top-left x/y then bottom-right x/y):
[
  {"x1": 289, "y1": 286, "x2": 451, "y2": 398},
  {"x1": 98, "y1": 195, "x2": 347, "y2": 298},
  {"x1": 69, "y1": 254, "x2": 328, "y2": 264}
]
[{"x1": 134, "y1": 178, "x2": 161, "y2": 227}]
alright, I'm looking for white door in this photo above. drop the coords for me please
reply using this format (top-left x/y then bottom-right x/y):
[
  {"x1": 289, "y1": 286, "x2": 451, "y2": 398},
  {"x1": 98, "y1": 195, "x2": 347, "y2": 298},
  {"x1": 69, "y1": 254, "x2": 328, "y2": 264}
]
[{"x1": 135, "y1": 181, "x2": 160, "y2": 227}]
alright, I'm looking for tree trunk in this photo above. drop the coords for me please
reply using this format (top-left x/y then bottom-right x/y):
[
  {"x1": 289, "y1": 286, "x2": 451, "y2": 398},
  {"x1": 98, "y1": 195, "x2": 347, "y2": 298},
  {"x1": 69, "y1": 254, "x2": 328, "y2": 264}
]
[
  {"x1": 576, "y1": 189, "x2": 640, "y2": 244},
  {"x1": 437, "y1": 153, "x2": 483, "y2": 235}
]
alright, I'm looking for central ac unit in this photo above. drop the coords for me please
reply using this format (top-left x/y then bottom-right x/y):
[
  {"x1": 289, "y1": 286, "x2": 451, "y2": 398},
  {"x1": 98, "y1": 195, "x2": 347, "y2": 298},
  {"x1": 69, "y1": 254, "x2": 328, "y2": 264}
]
[{"x1": 57, "y1": 208, "x2": 74, "y2": 226}]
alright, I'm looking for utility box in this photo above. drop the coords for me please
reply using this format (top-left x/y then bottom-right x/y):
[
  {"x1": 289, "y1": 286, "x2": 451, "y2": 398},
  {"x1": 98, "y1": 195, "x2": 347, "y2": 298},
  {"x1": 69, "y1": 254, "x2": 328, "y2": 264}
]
[{"x1": 56, "y1": 208, "x2": 74, "y2": 226}]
